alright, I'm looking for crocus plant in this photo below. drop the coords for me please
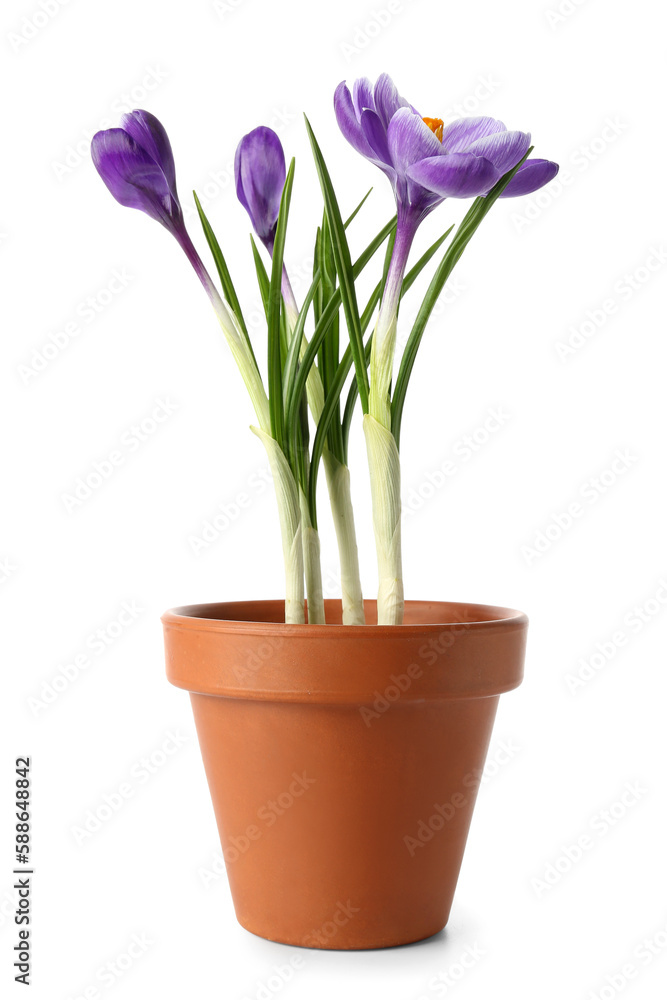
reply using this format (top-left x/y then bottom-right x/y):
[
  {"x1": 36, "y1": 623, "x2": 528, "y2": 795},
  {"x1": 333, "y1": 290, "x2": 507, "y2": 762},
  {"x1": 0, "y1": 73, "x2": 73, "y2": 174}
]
[{"x1": 91, "y1": 74, "x2": 558, "y2": 626}]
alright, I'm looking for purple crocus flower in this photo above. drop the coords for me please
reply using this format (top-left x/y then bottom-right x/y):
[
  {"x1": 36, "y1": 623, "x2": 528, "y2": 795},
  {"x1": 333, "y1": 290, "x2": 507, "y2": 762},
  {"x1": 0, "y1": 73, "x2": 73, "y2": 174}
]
[
  {"x1": 334, "y1": 73, "x2": 558, "y2": 228},
  {"x1": 333, "y1": 74, "x2": 559, "y2": 421},
  {"x1": 91, "y1": 108, "x2": 270, "y2": 433},
  {"x1": 234, "y1": 126, "x2": 303, "y2": 327},
  {"x1": 92, "y1": 110, "x2": 183, "y2": 230},
  {"x1": 234, "y1": 126, "x2": 286, "y2": 252},
  {"x1": 91, "y1": 110, "x2": 219, "y2": 303}
]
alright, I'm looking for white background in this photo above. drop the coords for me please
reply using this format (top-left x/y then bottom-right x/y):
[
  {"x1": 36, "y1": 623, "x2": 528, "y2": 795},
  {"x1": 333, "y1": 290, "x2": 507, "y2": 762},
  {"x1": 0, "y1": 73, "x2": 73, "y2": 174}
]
[{"x1": 2, "y1": 0, "x2": 666, "y2": 997}]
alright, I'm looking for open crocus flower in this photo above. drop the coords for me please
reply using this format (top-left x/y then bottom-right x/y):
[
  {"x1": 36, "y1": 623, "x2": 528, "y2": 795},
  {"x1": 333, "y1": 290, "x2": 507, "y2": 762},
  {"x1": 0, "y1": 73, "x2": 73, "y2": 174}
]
[
  {"x1": 334, "y1": 73, "x2": 558, "y2": 227},
  {"x1": 333, "y1": 72, "x2": 560, "y2": 353},
  {"x1": 235, "y1": 126, "x2": 286, "y2": 252},
  {"x1": 334, "y1": 74, "x2": 559, "y2": 626}
]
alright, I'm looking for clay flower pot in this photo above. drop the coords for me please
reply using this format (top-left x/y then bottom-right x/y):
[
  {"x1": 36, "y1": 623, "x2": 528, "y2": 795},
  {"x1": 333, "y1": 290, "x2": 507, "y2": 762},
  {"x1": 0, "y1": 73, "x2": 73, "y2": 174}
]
[{"x1": 163, "y1": 599, "x2": 527, "y2": 950}]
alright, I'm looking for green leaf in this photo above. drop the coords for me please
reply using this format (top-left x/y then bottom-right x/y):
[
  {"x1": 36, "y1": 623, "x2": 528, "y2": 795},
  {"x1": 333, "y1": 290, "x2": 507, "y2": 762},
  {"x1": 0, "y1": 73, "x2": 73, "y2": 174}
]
[
  {"x1": 312, "y1": 272, "x2": 384, "y2": 508},
  {"x1": 308, "y1": 346, "x2": 352, "y2": 523},
  {"x1": 250, "y1": 235, "x2": 270, "y2": 319},
  {"x1": 194, "y1": 192, "x2": 258, "y2": 371},
  {"x1": 281, "y1": 267, "x2": 319, "y2": 415},
  {"x1": 267, "y1": 157, "x2": 295, "y2": 450},
  {"x1": 284, "y1": 216, "x2": 396, "y2": 477},
  {"x1": 338, "y1": 226, "x2": 454, "y2": 456},
  {"x1": 390, "y1": 149, "x2": 533, "y2": 447},
  {"x1": 304, "y1": 116, "x2": 369, "y2": 415},
  {"x1": 343, "y1": 187, "x2": 373, "y2": 228},
  {"x1": 401, "y1": 224, "x2": 455, "y2": 297},
  {"x1": 312, "y1": 225, "x2": 323, "y2": 324},
  {"x1": 320, "y1": 213, "x2": 345, "y2": 461}
]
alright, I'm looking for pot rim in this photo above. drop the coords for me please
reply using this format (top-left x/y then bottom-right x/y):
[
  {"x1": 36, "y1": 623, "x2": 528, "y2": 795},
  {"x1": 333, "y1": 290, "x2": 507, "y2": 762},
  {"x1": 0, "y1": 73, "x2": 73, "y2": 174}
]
[
  {"x1": 161, "y1": 598, "x2": 528, "y2": 636},
  {"x1": 162, "y1": 599, "x2": 528, "y2": 701}
]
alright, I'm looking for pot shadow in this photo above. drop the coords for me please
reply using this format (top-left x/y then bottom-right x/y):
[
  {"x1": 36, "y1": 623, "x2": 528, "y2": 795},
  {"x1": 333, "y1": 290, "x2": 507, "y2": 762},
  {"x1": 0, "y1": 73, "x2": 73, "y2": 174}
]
[
  {"x1": 235, "y1": 921, "x2": 470, "y2": 987},
  {"x1": 242, "y1": 922, "x2": 450, "y2": 955}
]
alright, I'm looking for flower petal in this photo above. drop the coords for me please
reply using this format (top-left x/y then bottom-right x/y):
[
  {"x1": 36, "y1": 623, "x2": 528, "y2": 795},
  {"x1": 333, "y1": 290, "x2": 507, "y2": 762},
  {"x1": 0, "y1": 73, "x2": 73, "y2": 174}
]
[
  {"x1": 499, "y1": 158, "x2": 559, "y2": 197},
  {"x1": 387, "y1": 108, "x2": 442, "y2": 173},
  {"x1": 440, "y1": 116, "x2": 506, "y2": 153},
  {"x1": 234, "y1": 126, "x2": 286, "y2": 242},
  {"x1": 407, "y1": 152, "x2": 500, "y2": 198},
  {"x1": 373, "y1": 72, "x2": 414, "y2": 129},
  {"x1": 334, "y1": 81, "x2": 377, "y2": 160},
  {"x1": 464, "y1": 130, "x2": 531, "y2": 175},
  {"x1": 352, "y1": 77, "x2": 375, "y2": 118},
  {"x1": 121, "y1": 109, "x2": 177, "y2": 196},
  {"x1": 91, "y1": 128, "x2": 174, "y2": 225},
  {"x1": 360, "y1": 109, "x2": 392, "y2": 167}
]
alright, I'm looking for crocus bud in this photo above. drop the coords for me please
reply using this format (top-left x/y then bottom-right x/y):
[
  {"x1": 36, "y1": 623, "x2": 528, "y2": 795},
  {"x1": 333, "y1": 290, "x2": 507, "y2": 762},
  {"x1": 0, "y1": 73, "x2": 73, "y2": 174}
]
[
  {"x1": 234, "y1": 126, "x2": 286, "y2": 250},
  {"x1": 91, "y1": 110, "x2": 182, "y2": 231}
]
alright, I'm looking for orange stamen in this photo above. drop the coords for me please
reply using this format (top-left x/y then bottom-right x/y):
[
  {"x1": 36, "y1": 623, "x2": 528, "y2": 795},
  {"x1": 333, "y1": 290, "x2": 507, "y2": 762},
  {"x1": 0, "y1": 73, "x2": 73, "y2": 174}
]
[{"x1": 422, "y1": 117, "x2": 444, "y2": 142}]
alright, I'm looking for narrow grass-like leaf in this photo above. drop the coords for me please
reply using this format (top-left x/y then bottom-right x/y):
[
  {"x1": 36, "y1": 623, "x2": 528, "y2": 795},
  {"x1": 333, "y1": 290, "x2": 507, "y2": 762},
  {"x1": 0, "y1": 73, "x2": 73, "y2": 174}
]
[
  {"x1": 281, "y1": 269, "x2": 319, "y2": 413},
  {"x1": 402, "y1": 224, "x2": 455, "y2": 297},
  {"x1": 307, "y1": 346, "x2": 352, "y2": 523},
  {"x1": 281, "y1": 263, "x2": 320, "y2": 422},
  {"x1": 285, "y1": 217, "x2": 395, "y2": 472},
  {"x1": 344, "y1": 187, "x2": 373, "y2": 228},
  {"x1": 305, "y1": 116, "x2": 369, "y2": 415},
  {"x1": 311, "y1": 272, "x2": 384, "y2": 512},
  {"x1": 250, "y1": 235, "x2": 270, "y2": 319},
  {"x1": 312, "y1": 225, "x2": 323, "y2": 324},
  {"x1": 338, "y1": 225, "x2": 454, "y2": 456},
  {"x1": 279, "y1": 303, "x2": 290, "y2": 367},
  {"x1": 320, "y1": 212, "x2": 344, "y2": 461},
  {"x1": 193, "y1": 191, "x2": 257, "y2": 370},
  {"x1": 267, "y1": 158, "x2": 295, "y2": 449},
  {"x1": 391, "y1": 150, "x2": 532, "y2": 446}
]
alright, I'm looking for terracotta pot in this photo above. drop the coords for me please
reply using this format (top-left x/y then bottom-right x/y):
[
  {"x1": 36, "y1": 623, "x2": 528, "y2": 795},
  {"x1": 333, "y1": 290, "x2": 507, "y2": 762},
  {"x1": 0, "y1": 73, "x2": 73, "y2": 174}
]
[{"x1": 163, "y1": 599, "x2": 527, "y2": 950}]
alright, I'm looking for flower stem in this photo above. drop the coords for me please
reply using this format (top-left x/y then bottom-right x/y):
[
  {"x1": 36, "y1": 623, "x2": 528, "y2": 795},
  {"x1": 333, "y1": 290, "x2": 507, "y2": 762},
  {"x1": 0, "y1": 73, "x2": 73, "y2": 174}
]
[
  {"x1": 253, "y1": 428, "x2": 305, "y2": 624},
  {"x1": 283, "y1": 269, "x2": 365, "y2": 625},
  {"x1": 179, "y1": 227, "x2": 304, "y2": 623},
  {"x1": 179, "y1": 227, "x2": 271, "y2": 433},
  {"x1": 368, "y1": 212, "x2": 417, "y2": 425},
  {"x1": 322, "y1": 453, "x2": 365, "y2": 625},
  {"x1": 299, "y1": 488, "x2": 325, "y2": 623},
  {"x1": 366, "y1": 211, "x2": 418, "y2": 625}
]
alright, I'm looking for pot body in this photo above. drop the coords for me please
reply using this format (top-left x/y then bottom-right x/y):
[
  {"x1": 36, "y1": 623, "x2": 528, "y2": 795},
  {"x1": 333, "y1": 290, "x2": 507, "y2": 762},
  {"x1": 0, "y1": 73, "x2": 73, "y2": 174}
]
[{"x1": 163, "y1": 599, "x2": 527, "y2": 949}]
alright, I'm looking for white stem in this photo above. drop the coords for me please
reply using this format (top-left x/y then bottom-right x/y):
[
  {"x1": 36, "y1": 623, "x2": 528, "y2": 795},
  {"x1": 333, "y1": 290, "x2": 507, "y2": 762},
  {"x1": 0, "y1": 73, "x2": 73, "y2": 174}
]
[
  {"x1": 209, "y1": 295, "x2": 271, "y2": 434},
  {"x1": 299, "y1": 489, "x2": 325, "y2": 624},
  {"x1": 184, "y1": 238, "x2": 302, "y2": 621},
  {"x1": 251, "y1": 427, "x2": 305, "y2": 624},
  {"x1": 185, "y1": 240, "x2": 271, "y2": 433},
  {"x1": 369, "y1": 306, "x2": 398, "y2": 429},
  {"x1": 285, "y1": 293, "x2": 365, "y2": 624},
  {"x1": 322, "y1": 452, "x2": 365, "y2": 625},
  {"x1": 363, "y1": 413, "x2": 404, "y2": 626},
  {"x1": 364, "y1": 214, "x2": 418, "y2": 625}
]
